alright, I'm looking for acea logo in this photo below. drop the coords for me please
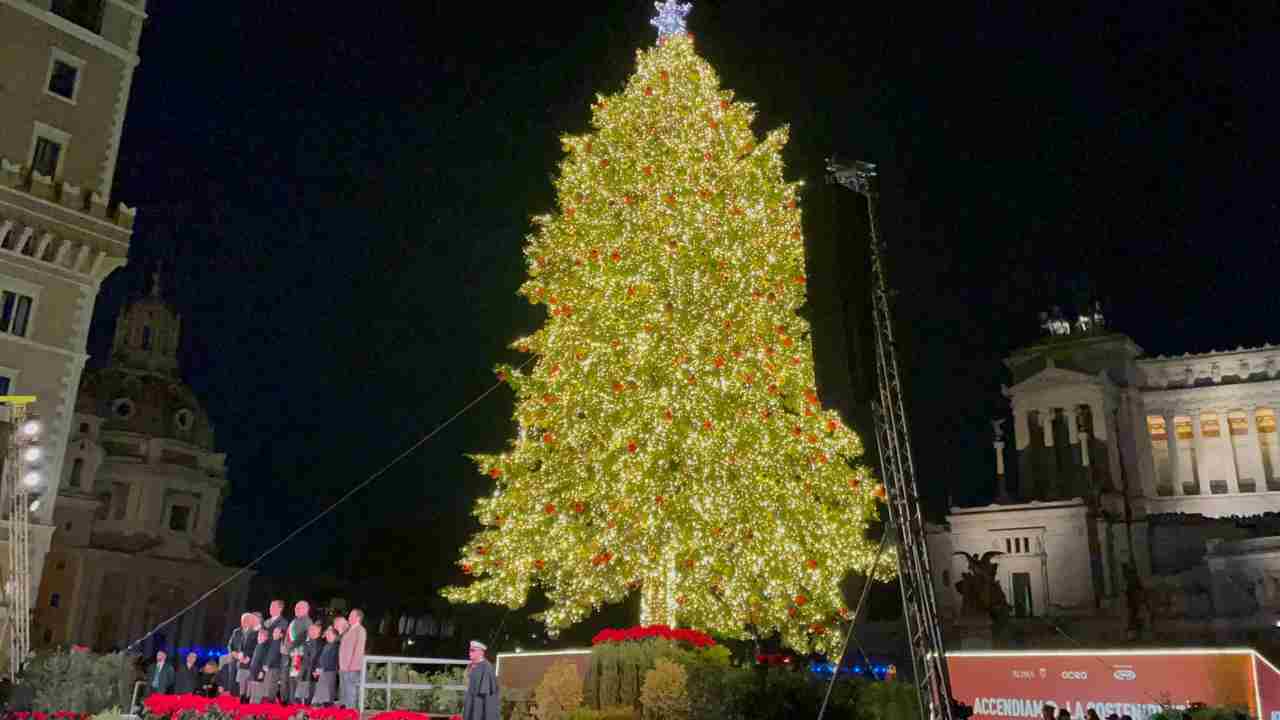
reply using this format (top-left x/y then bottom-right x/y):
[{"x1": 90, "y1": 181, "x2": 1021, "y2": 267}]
[
  {"x1": 1061, "y1": 671, "x2": 1089, "y2": 680},
  {"x1": 1113, "y1": 668, "x2": 1137, "y2": 681}
]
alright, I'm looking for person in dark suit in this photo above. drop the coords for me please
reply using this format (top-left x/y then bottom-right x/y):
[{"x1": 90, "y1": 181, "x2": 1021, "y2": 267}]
[
  {"x1": 173, "y1": 652, "x2": 200, "y2": 694},
  {"x1": 148, "y1": 650, "x2": 176, "y2": 696},
  {"x1": 248, "y1": 629, "x2": 272, "y2": 703},
  {"x1": 293, "y1": 623, "x2": 323, "y2": 704}
]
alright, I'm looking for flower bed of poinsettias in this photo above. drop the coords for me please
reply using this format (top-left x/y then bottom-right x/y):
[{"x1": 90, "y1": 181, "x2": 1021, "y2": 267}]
[
  {"x1": 590, "y1": 624, "x2": 716, "y2": 648},
  {"x1": 142, "y1": 695, "x2": 460, "y2": 720}
]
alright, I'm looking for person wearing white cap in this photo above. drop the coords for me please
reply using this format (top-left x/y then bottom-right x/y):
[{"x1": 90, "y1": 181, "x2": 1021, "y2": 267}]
[{"x1": 463, "y1": 640, "x2": 499, "y2": 720}]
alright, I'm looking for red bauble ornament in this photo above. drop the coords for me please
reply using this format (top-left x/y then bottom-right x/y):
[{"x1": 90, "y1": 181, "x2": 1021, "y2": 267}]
[
  {"x1": 488, "y1": 467, "x2": 501, "y2": 479},
  {"x1": 663, "y1": 408, "x2": 673, "y2": 422},
  {"x1": 476, "y1": 546, "x2": 487, "y2": 556},
  {"x1": 544, "y1": 503, "x2": 557, "y2": 514},
  {"x1": 549, "y1": 363, "x2": 561, "y2": 376},
  {"x1": 660, "y1": 70, "x2": 669, "y2": 81},
  {"x1": 827, "y1": 419, "x2": 839, "y2": 433},
  {"x1": 788, "y1": 607, "x2": 797, "y2": 617},
  {"x1": 655, "y1": 495, "x2": 665, "y2": 505},
  {"x1": 698, "y1": 188, "x2": 713, "y2": 200},
  {"x1": 644, "y1": 86, "x2": 654, "y2": 96},
  {"x1": 610, "y1": 250, "x2": 621, "y2": 263},
  {"x1": 627, "y1": 441, "x2": 638, "y2": 454},
  {"x1": 873, "y1": 484, "x2": 887, "y2": 501},
  {"x1": 782, "y1": 337, "x2": 794, "y2": 348},
  {"x1": 806, "y1": 559, "x2": 818, "y2": 570},
  {"x1": 535, "y1": 559, "x2": 545, "y2": 570},
  {"x1": 676, "y1": 595, "x2": 686, "y2": 606},
  {"x1": 848, "y1": 476, "x2": 861, "y2": 490},
  {"x1": 565, "y1": 207, "x2": 576, "y2": 218},
  {"x1": 768, "y1": 384, "x2": 779, "y2": 395},
  {"x1": 542, "y1": 433, "x2": 555, "y2": 445},
  {"x1": 791, "y1": 427, "x2": 803, "y2": 438},
  {"x1": 702, "y1": 420, "x2": 713, "y2": 431},
  {"x1": 600, "y1": 159, "x2": 609, "y2": 168},
  {"x1": 623, "y1": 194, "x2": 635, "y2": 205},
  {"x1": 713, "y1": 356, "x2": 726, "y2": 368},
  {"x1": 627, "y1": 286, "x2": 637, "y2": 297},
  {"x1": 663, "y1": 193, "x2": 676, "y2": 206},
  {"x1": 462, "y1": 563, "x2": 473, "y2": 575},
  {"x1": 612, "y1": 381, "x2": 625, "y2": 393},
  {"x1": 787, "y1": 198, "x2": 798, "y2": 209},
  {"x1": 795, "y1": 595, "x2": 807, "y2": 606},
  {"x1": 703, "y1": 151, "x2": 713, "y2": 162},
  {"x1": 806, "y1": 433, "x2": 818, "y2": 444},
  {"x1": 643, "y1": 165, "x2": 654, "y2": 176},
  {"x1": 720, "y1": 99, "x2": 730, "y2": 110},
  {"x1": 708, "y1": 119, "x2": 719, "y2": 129},
  {"x1": 794, "y1": 275, "x2": 806, "y2": 285},
  {"x1": 573, "y1": 502, "x2": 585, "y2": 513}
]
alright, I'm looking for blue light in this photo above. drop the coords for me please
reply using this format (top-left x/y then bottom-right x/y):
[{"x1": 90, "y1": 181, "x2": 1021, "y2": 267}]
[{"x1": 650, "y1": 0, "x2": 692, "y2": 38}]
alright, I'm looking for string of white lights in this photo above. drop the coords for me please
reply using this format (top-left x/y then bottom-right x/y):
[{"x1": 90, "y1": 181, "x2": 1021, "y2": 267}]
[{"x1": 124, "y1": 357, "x2": 535, "y2": 653}]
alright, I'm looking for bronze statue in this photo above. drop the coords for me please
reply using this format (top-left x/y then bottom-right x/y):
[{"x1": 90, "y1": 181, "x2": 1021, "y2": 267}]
[{"x1": 953, "y1": 551, "x2": 1010, "y2": 620}]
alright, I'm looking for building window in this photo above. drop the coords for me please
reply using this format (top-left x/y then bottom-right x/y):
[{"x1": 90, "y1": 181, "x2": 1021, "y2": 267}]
[
  {"x1": 142, "y1": 325, "x2": 152, "y2": 350},
  {"x1": 51, "y1": 0, "x2": 104, "y2": 33},
  {"x1": 30, "y1": 138, "x2": 62, "y2": 178},
  {"x1": 69, "y1": 458, "x2": 83, "y2": 488},
  {"x1": 79, "y1": 422, "x2": 89, "y2": 434},
  {"x1": 45, "y1": 50, "x2": 84, "y2": 103},
  {"x1": 0, "y1": 376, "x2": 10, "y2": 397},
  {"x1": 0, "y1": 291, "x2": 33, "y2": 338},
  {"x1": 49, "y1": 593, "x2": 60, "y2": 608},
  {"x1": 169, "y1": 504, "x2": 191, "y2": 532},
  {"x1": 29, "y1": 123, "x2": 70, "y2": 180}
]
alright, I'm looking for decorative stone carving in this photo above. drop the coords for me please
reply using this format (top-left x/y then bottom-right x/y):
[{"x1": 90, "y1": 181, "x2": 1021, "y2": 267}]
[{"x1": 953, "y1": 551, "x2": 1009, "y2": 620}]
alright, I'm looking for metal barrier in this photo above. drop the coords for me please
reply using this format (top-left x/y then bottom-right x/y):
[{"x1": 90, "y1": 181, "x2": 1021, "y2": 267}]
[
  {"x1": 358, "y1": 655, "x2": 468, "y2": 716},
  {"x1": 129, "y1": 681, "x2": 147, "y2": 715}
]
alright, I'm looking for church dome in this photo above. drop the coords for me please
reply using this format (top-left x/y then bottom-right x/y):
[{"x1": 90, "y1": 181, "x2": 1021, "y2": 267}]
[
  {"x1": 76, "y1": 271, "x2": 216, "y2": 450},
  {"x1": 76, "y1": 367, "x2": 216, "y2": 450}
]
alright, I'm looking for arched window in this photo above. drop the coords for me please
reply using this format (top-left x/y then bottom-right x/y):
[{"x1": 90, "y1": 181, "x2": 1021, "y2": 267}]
[{"x1": 69, "y1": 458, "x2": 83, "y2": 489}]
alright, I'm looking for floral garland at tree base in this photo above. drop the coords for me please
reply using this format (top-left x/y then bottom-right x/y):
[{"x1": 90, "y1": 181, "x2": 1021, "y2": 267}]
[{"x1": 590, "y1": 624, "x2": 716, "y2": 648}]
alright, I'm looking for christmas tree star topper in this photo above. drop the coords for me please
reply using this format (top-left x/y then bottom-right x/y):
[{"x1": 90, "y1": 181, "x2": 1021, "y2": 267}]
[{"x1": 651, "y1": 0, "x2": 692, "y2": 38}]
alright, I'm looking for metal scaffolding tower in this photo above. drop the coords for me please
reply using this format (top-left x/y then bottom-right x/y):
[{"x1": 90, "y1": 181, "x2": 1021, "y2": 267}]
[
  {"x1": 827, "y1": 160, "x2": 956, "y2": 720},
  {"x1": 1, "y1": 396, "x2": 41, "y2": 682}
]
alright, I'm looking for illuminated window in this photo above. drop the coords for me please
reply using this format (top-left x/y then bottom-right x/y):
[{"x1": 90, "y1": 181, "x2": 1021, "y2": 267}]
[
  {"x1": 1148, "y1": 416, "x2": 1173, "y2": 493},
  {"x1": 1200, "y1": 413, "x2": 1221, "y2": 438}
]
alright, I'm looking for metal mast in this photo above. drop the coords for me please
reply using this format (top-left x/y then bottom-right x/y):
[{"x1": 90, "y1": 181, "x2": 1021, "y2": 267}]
[
  {"x1": 828, "y1": 160, "x2": 954, "y2": 720},
  {"x1": 1, "y1": 396, "x2": 41, "y2": 682}
]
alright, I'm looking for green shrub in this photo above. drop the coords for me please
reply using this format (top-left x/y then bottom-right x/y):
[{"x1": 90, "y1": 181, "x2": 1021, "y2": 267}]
[
  {"x1": 25, "y1": 650, "x2": 135, "y2": 714},
  {"x1": 534, "y1": 661, "x2": 585, "y2": 720},
  {"x1": 424, "y1": 666, "x2": 466, "y2": 715},
  {"x1": 640, "y1": 659, "x2": 688, "y2": 720}
]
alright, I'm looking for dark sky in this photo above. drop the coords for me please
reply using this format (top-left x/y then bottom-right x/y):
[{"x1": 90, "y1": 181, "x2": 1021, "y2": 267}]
[{"x1": 96, "y1": 1, "x2": 1279, "y2": 591}]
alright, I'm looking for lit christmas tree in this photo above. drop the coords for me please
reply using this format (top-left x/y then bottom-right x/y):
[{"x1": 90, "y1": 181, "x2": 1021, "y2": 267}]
[{"x1": 444, "y1": 1, "x2": 892, "y2": 653}]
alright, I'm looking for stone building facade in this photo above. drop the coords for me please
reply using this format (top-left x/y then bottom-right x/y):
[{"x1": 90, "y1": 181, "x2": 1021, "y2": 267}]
[
  {"x1": 0, "y1": 0, "x2": 146, "y2": 625},
  {"x1": 32, "y1": 284, "x2": 251, "y2": 653},
  {"x1": 927, "y1": 318, "x2": 1280, "y2": 647}
]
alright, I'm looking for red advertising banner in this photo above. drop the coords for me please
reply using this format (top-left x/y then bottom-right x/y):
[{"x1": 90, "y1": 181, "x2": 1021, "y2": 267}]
[
  {"x1": 1253, "y1": 654, "x2": 1280, "y2": 720},
  {"x1": 947, "y1": 650, "x2": 1273, "y2": 720}
]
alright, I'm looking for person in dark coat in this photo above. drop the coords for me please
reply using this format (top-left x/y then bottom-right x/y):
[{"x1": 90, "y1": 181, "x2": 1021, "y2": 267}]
[
  {"x1": 147, "y1": 650, "x2": 176, "y2": 696},
  {"x1": 173, "y1": 652, "x2": 200, "y2": 694},
  {"x1": 248, "y1": 629, "x2": 272, "y2": 703},
  {"x1": 237, "y1": 615, "x2": 261, "y2": 701},
  {"x1": 294, "y1": 623, "x2": 323, "y2": 704},
  {"x1": 311, "y1": 626, "x2": 340, "y2": 706},
  {"x1": 462, "y1": 641, "x2": 499, "y2": 720}
]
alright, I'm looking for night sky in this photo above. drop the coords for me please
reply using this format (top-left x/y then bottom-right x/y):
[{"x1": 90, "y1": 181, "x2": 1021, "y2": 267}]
[{"x1": 93, "y1": 2, "x2": 1279, "y2": 604}]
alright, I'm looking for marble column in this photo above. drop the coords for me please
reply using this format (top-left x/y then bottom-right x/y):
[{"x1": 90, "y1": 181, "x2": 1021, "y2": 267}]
[
  {"x1": 1015, "y1": 409, "x2": 1031, "y2": 451},
  {"x1": 1166, "y1": 415, "x2": 1184, "y2": 495},
  {"x1": 1066, "y1": 407, "x2": 1080, "y2": 447},
  {"x1": 1192, "y1": 412, "x2": 1208, "y2": 495},
  {"x1": 994, "y1": 439, "x2": 1008, "y2": 501},
  {"x1": 1042, "y1": 408, "x2": 1056, "y2": 447}
]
